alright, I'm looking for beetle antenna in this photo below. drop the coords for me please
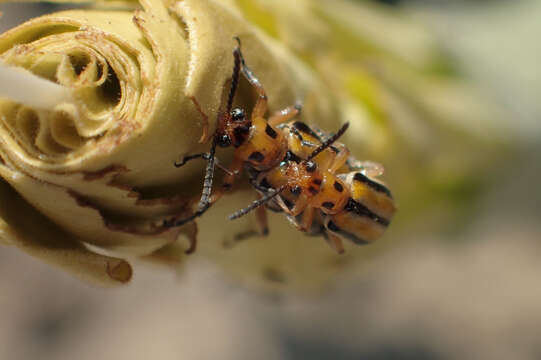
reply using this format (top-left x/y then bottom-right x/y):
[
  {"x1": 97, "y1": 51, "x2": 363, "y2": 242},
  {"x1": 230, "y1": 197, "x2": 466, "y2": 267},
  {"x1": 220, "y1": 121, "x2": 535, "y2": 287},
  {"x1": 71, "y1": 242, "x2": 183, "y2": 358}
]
[
  {"x1": 197, "y1": 137, "x2": 218, "y2": 211},
  {"x1": 229, "y1": 186, "x2": 285, "y2": 220},
  {"x1": 167, "y1": 40, "x2": 247, "y2": 229},
  {"x1": 165, "y1": 137, "x2": 219, "y2": 228},
  {"x1": 308, "y1": 122, "x2": 349, "y2": 161},
  {"x1": 228, "y1": 40, "x2": 242, "y2": 114}
]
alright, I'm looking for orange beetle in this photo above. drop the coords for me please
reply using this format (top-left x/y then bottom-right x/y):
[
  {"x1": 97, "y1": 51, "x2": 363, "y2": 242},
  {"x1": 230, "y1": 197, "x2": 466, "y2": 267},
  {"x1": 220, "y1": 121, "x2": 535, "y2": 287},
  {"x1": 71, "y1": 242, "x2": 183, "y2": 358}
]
[
  {"x1": 167, "y1": 38, "x2": 396, "y2": 253},
  {"x1": 245, "y1": 120, "x2": 395, "y2": 253}
]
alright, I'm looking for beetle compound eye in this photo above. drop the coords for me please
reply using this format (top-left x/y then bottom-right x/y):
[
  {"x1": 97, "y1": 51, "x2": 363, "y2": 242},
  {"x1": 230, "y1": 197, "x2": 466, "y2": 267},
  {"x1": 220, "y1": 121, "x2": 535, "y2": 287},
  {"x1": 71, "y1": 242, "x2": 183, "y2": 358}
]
[
  {"x1": 290, "y1": 185, "x2": 302, "y2": 195},
  {"x1": 231, "y1": 108, "x2": 246, "y2": 122},
  {"x1": 218, "y1": 134, "x2": 232, "y2": 147},
  {"x1": 305, "y1": 161, "x2": 317, "y2": 172}
]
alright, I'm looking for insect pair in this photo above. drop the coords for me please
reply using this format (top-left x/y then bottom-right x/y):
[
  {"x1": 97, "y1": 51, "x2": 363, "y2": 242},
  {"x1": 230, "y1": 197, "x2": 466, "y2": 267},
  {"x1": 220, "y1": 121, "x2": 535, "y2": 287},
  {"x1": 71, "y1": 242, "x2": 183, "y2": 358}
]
[{"x1": 165, "y1": 38, "x2": 395, "y2": 254}]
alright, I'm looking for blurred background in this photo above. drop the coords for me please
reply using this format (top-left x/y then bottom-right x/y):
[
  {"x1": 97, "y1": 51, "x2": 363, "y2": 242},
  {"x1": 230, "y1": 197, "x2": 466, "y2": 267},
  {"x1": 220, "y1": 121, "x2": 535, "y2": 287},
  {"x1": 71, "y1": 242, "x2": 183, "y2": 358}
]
[{"x1": 0, "y1": 0, "x2": 540, "y2": 359}]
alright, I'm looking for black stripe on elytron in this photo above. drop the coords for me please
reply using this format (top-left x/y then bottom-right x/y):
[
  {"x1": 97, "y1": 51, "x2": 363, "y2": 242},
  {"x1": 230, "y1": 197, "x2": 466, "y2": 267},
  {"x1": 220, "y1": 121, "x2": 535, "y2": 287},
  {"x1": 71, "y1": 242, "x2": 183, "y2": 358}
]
[
  {"x1": 333, "y1": 181, "x2": 344, "y2": 192},
  {"x1": 293, "y1": 121, "x2": 323, "y2": 141},
  {"x1": 345, "y1": 198, "x2": 390, "y2": 227},
  {"x1": 353, "y1": 173, "x2": 392, "y2": 198},
  {"x1": 265, "y1": 124, "x2": 278, "y2": 139},
  {"x1": 326, "y1": 220, "x2": 370, "y2": 245},
  {"x1": 289, "y1": 126, "x2": 306, "y2": 143}
]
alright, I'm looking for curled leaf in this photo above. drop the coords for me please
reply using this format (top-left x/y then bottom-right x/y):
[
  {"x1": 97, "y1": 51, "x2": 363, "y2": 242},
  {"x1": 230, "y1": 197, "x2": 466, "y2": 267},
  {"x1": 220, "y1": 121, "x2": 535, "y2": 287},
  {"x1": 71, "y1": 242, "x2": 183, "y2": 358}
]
[
  {"x1": 0, "y1": 0, "x2": 335, "y2": 288},
  {"x1": 0, "y1": 0, "x2": 510, "y2": 291}
]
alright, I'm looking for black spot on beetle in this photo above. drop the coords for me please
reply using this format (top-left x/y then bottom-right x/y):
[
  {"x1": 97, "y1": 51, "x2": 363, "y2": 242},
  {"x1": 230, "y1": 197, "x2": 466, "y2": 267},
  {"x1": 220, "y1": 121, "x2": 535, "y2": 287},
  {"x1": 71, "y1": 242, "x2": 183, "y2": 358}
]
[
  {"x1": 265, "y1": 124, "x2": 278, "y2": 139},
  {"x1": 308, "y1": 186, "x2": 318, "y2": 195},
  {"x1": 322, "y1": 201, "x2": 335, "y2": 209},
  {"x1": 248, "y1": 151, "x2": 264, "y2": 162},
  {"x1": 313, "y1": 178, "x2": 322, "y2": 185},
  {"x1": 334, "y1": 181, "x2": 344, "y2": 192}
]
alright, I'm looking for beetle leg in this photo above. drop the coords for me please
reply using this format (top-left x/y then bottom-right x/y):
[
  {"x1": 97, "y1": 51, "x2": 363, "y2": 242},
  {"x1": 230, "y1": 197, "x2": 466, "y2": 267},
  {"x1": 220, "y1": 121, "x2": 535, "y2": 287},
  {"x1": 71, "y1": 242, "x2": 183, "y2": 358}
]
[
  {"x1": 245, "y1": 68, "x2": 267, "y2": 119},
  {"x1": 268, "y1": 103, "x2": 302, "y2": 126},
  {"x1": 190, "y1": 96, "x2": 211, "y2": 144},
  {"x1": 255, "y1": 200, "x2": 269, "y2": 235},
  {"x1": 300, "y1": 205, "x2": 315, "y2": 232},
  {"x1": 346, "y1": 158, "x2": 385, "y2": 177},
  {"x1": 182, "y1": 221, "x2": 198, "y2": 254},
  {"x1": 222, "y1": 155, "x2": 244, "y2": 190},
  {"x1": 234, "y1": 40, "x2": 268, "y2": 119},
  {"x1": 276, "y1": 193, "x2": 309, "y2": 218},
  {"x1": 325, "y1": 231, "x2": 345, "y2": 254},
  {"x1": 328, "y1": 144, "x2": 350, "y2": 174}
]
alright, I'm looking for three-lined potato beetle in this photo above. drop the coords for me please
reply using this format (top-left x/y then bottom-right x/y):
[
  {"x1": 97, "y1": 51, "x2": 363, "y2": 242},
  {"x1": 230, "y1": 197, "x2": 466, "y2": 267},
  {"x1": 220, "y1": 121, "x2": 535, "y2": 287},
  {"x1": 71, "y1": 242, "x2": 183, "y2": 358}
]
[{"x1": 166, "y1": 38, "x2": 395, "y2": 253}]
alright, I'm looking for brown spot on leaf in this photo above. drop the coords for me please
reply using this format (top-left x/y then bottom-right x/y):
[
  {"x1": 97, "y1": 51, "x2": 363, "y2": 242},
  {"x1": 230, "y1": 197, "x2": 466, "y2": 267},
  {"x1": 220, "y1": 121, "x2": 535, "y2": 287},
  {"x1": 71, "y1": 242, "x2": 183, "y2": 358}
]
[
  {"x1": 262, "y1": 267, "x2": 286, "y2": 283},
  {"x1": 106, "y1": 259, "x2": 133, "y2": 283},
  {"x1": 83, "y1": 165, "x2": 127, "y2": 181}
]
